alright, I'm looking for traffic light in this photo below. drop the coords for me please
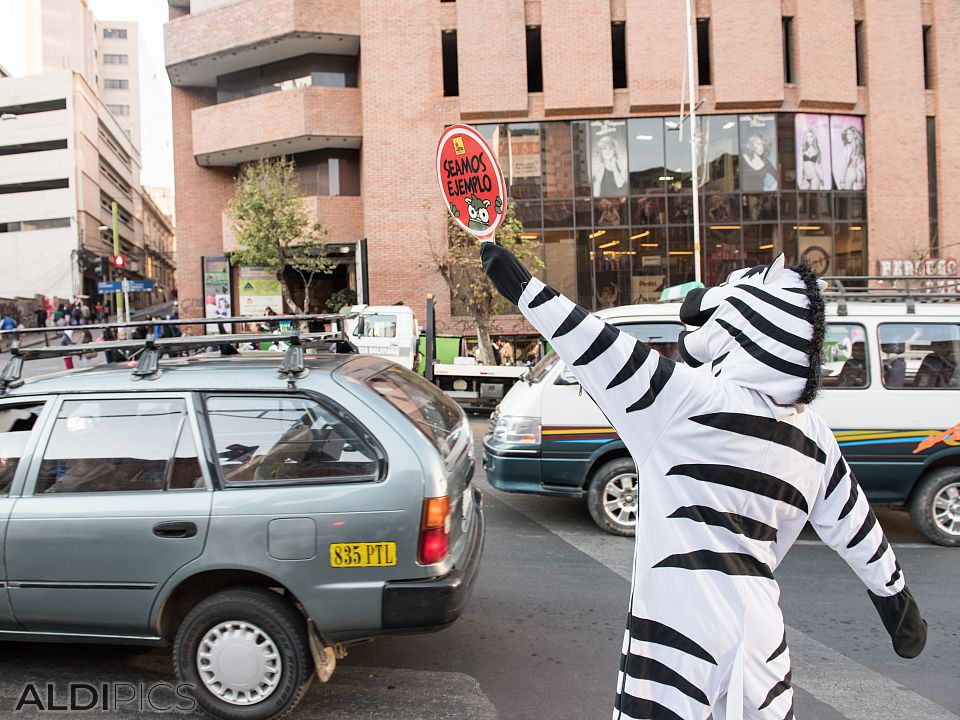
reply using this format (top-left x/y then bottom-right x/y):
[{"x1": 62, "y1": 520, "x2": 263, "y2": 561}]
[
  {"x1": 96, "y1": 256, "x2": 109, "y2": 276},
  {"x1": 114, "y1": 254, "x2": 125, "y2": 268}
]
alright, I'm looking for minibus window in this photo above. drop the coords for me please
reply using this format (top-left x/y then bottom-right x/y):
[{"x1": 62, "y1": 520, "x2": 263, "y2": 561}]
[
  {"x1": 821, "y1": 323, "x2": 869, "y2": 388},
  {"x1": 878, "y1": 323, "x2": 960, "y2": 389}
]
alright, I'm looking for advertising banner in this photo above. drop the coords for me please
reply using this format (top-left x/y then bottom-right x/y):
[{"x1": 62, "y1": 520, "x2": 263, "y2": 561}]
[
  {"x1": 238, "y1": 267, "x2": 282, "y2": 316},
  {"x1": 795, "y1": 114, "x2": 832, "y2": 190},
  {"x1": 739, "y1": 114, "x2": 779, "y2": 191},
  {"x1": 831, "y1": 115, "x2": 866, "y2": 190},
  {"x1": 589, "y1": 120, "x2": 629, "y2": 197},
  {"x1": 202, "y1": 256, "x2": 231, "y2": 320},
  {"x1": 437, "y1": 124, "x2": 507, "y2": 240}
]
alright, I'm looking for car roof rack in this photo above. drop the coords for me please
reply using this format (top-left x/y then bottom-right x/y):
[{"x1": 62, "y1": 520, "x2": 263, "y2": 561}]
[
  {"x1": 0, "y1": 313, "x2": 357, "y2": 394},
  {"x1": 820, "y1": 275, "x2": 960, "y2": 316}
]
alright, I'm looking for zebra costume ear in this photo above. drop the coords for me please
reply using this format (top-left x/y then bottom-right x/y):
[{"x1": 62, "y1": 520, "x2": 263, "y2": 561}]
[{"x1": 763, "y1": 253, "x2": 786, "y2": 284}]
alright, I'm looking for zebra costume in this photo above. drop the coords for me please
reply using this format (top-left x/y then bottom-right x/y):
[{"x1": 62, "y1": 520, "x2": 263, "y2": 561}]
[{"x1": 480, "y1": 243, "x2": 926, "y2": 720}]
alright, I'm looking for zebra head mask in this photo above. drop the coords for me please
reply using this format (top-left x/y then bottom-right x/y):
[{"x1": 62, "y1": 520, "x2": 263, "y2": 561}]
[{"x1": 678, "y1": 254, "x2": 827, "y2": 406}]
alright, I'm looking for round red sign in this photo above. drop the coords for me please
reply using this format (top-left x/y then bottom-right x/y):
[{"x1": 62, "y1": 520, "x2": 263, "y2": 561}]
[{"x1": 436, "y1": 124, "x2": 506, "y2": 241}]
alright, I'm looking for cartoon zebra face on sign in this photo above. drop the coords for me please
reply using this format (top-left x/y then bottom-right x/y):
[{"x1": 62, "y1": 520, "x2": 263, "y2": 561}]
[
  {"x1": 678, "y1": 254, "x2": 827, "y2": 405},
  {"x1": 464, "y1": 193, "x2": 491, "y2": 231}
]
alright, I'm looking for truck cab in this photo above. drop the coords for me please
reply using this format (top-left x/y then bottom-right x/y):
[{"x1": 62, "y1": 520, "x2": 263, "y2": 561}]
[{"x1": 346, "y1": 305, "x2": 420, "y2": 370}]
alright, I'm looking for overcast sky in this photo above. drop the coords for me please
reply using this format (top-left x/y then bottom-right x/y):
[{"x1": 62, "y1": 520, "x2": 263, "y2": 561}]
[{"x1": 0, "y1": 0, "x2": 175, "y2": 189}]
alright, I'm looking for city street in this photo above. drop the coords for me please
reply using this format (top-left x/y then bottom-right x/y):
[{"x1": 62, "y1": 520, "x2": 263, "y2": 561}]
[{"x1": 0, "y1": 411, "x2": 955, "y2": 720}]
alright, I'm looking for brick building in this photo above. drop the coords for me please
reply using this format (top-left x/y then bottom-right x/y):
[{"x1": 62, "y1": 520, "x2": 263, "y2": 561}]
[{"x1": 164, "y1": 0, "x2": 958, "y2": 328}]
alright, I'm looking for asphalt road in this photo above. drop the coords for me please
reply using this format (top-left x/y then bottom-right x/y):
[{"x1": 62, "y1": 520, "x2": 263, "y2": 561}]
[{"x1": 0, "y1": 395, "x2": 956, "y2": 718}]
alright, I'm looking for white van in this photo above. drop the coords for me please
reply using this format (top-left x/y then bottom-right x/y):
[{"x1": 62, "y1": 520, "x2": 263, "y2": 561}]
[
  {"x1": 483, "y1": 297, "x2": 960, "y2": 545},
  {"x1": 346, "y1": 305, "x2": 420, "y2": 370}
]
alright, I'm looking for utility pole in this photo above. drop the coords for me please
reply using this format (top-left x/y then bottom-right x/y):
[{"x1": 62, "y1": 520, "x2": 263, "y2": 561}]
[
  {"x1": 112, "y1": 202, "x2": 123, "y2": 320},
  {"x1": 685, "y1": 0, "x2": 702, "y2": 284}
]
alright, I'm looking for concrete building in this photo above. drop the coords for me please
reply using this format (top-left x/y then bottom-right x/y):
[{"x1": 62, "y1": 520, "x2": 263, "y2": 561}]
[
  {"x1": 25, "y1": 0, "x2": 142, "y2": 147},
  {"x1": 142, "y1": 187, "x2": 177, "y2": 304},
  {"x1": 164, "y1": 0, "x2": 958, "y2": 326},
  {"x1": 0, "y1": 71, "x2": 143, "y2": 302}
]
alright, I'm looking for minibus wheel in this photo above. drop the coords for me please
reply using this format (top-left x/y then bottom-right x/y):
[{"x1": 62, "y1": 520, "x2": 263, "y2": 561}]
[
  {"x1": 587, "y1": 458, "x2": 638, "y2": 536},
  {"x1": 910, "y1": 467, "x2": 960, "y2": 547}
]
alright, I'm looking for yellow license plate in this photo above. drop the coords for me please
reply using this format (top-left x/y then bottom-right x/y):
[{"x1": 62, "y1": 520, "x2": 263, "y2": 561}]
[{"x1": 329, "y1": 542, "x2": 397, "y2": 568}]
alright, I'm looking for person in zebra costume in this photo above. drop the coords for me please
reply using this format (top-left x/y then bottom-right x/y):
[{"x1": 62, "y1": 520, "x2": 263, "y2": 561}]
[{"x1": 479, "y1": 242, "x2": 926, "y2": 720}]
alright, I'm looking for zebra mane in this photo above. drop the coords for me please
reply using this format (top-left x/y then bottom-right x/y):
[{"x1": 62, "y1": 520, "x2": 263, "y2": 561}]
[{"x1": 789, "y1": 263, "x2": 826, "y2": 405}]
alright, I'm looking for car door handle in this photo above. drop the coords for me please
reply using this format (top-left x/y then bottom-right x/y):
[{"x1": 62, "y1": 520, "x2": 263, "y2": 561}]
[{"x1": 153, "y1": 521, "x2": 197, "y2": 539}]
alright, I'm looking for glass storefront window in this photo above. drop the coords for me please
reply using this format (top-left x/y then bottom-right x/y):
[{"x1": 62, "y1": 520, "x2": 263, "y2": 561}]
[
  {"x1": 504, "y1": 123, "x2": 541, "y2": 200},
  {"x1": 631, "y1": 228, "x2": 667, "y2": 302},
  {"x1": 700, "y1": 115, "x2": 739, "y2": 192},
  {"x1": 834, "y1": 192, "x2": 867, "y2": 221},
  {"x1": 575, "y1": 197, "x2": 592, "y2": 227},
  {"x1": 798, "y1": 192, "x2": 832, "y2": 220},
  {"x1": 664, "y1": 116, "x2": 693, "y2": 192},
  {"x1": 780, "y1": 192, "x2": 798, "y2": 220},
  {"x1": 513, "y1": 200, "x2": 542, "y2": 229},
  {"x1": 738, "y1": 114, "x2": 779, "y2": 192},
  {"x1": 668, "y1": 226, "x2": 696, "y2": 286},
  {"x1": 627, "y1": 118, "x2": 666, "y2": 194},
  {"x1": 542, "y1": 122, "x2": 573, "y2": 198},
  {"x1": 594, "y1": 196, "x2": 628, "y2": 227},
  {"x1": 543, "y1": 230, "x2": 577, "y2": 299},
  {"x1": 293, "y1": 149, "x2": 360, "y2": 196},
  {"x1": 572, "y1": 122, "x2": 592, "y2": 197},
  {"x1": 592, "y1": 228, "x2": 631, "y2": 308},
  {"x1": 633, "y1": 195, "x2": 665, "y2": 226},
  {"x1": 795, "y1": 224, "x2": 834, "y2": 274},
  {"x1": 543, "y1": 198, "x2": 573, "y2": 228},
  {"x1": 742, "y1": 194, "x2": 778, "y2": 222},
  {"x1": 743, "y1": 224, "x2": 781, "y2": 268},
  {"x1": 704, "y1": 194, "x2": 740, "y2": 225},
  {"x1": 834, "y1": 224, "x2": 866, "y2": 276},
  {"x1": 704, "y1": 226, "x2": 743, "y2": 285},
  {"x1": 667, "y1": 195, "x2": 694, "y2": 224}
]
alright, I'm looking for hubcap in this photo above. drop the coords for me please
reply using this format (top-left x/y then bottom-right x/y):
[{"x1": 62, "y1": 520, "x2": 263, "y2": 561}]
[
  {"x1": 932, "y1": 482, "x2": 960, "y2": 537},
  {"x1": 602, "y1": 472, "x2": 639, "y2": 528},
  {"x1": 197, "y1": 621, "x2": 282, "y2": 706}
]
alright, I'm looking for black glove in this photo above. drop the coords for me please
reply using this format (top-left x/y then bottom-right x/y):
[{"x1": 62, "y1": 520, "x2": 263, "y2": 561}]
[
  {"x1": 480, "y1": 242, "x2": 531, "y2": 306},
  {"x1": 868, "y1": 586, "x2": 927, "y2": 659}
]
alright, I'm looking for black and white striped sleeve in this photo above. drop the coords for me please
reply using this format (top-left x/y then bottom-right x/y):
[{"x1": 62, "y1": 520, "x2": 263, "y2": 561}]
[
  {"x1": 481, "y1": 243, "x2": 706, "y2": 461},
  {"x1": 809, "y1": 439, "x2": 927, "y2": 658}
]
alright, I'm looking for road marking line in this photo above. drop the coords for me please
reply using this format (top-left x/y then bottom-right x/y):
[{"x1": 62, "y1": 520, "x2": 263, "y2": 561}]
[{"x1": 486, "y1": 490, "x2": 959, "y2": 720}]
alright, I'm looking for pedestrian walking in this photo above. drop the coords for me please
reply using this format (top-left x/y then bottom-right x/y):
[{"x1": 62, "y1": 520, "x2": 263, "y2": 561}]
[
  {"x1": 34, "y1": 306, "x2": 47, "y2": 328},
  {"x1": 80, "y1": 302, "x2": 91, "y2": 324}
]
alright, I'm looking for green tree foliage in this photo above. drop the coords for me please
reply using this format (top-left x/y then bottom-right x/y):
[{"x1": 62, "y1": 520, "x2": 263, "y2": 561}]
[
  {"x1": 433, "y1": 203, "x2": 544, "y2": 365},
  {"x1": 227, "y1": 157, "x2": 333, "y2": 314}
]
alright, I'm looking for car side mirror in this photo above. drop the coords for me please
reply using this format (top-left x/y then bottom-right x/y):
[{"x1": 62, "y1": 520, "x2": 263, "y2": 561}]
[{"x1": 555, "y1": 364, "x2": 579, "y2": 386}]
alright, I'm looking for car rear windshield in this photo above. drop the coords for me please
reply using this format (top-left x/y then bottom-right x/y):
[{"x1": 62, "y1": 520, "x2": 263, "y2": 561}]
[{"x1": 366, "y1": 366, "x2": 464, "y2": 458}]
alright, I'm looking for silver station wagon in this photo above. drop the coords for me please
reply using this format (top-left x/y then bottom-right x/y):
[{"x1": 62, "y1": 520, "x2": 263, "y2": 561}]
[{"x1": 0, "y1": 325, "x2": 483, "y2": 720}]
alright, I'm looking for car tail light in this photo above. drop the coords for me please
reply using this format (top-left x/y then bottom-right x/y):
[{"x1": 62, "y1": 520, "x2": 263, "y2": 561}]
[{"x1": 418, "y1": 496, "x2": 451, "y2": 564}]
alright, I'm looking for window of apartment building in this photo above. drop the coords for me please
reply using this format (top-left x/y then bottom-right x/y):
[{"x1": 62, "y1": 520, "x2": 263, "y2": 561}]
[
  {"x1": 291, "y1": 149, "x2": 361, "y2": 197},
  {"x1": 105, "y1": 78, "x2": 129, "y2": 89},
  {"x1": 442, "y1": 30, "x2": 459, "y2": 97},
  {"x1": 922, "y1": 26, "x2": 934, "y2": 90},
  {"x1": 106, "y1": 104, "x2": 130, "y2": 116},
  {"x1": 854, "y1": 21, "x2": 865, "y2": 86},
  {"x1": 103, "y1": 28, "x2": 128, "y2": 39},
  {"x1": 782, "y1": 17, "x2": 794, "y2": 83},
  {"x1": 696, "y1": 18, "x2": 712, "y2": 85},
  {"x1": 526, "y1": 26, "x2": 543, "y2": 93},
  {"x1": 103, "y1": 54, "x2": 128, "y2": 65},
  {"x1": 216, "y1": 54, "x2": 359, "y2": 103},
  {"x1": 0, "y1": 218, "x2": 70, "y2": 233},
  {"x1": 612, "y1": 22, "x2": 627, "y2": 89},
  {"x1": 0, "y1": 98, "x2": 66, "y2": 117},
  {"x1": 0, "y1": 139, "x2": 67, "y2": 156},
  {"x1": 927, "y1": 116, "x2": 939, "y2": 256},
  {"x1": 0, "y1": 178, "x2": 69, "y2": 195}
]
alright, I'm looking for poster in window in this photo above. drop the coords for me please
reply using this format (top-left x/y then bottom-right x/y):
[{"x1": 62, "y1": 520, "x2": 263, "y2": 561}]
[
  {"x1": 239, "y1": 267, "x2": 283, "y2": 317},
  {"x1": 508, "y1": 130, "x2": 541, "y2": 179},
  {"x1": 738, "y1": 114, "x2": 778, "y2": 192},
  {"x1": 203, "y1": 256, "x2": 231, "y2": 326},
  {"x1": 831, "y1": 115, "x2": 866, "y2": 190},
  {"x1": 795, "y1": 114, "x2": 832, "y2": 190},
  {"x1": 589, "y1": 120, "x2": 628, "y2": 197}
]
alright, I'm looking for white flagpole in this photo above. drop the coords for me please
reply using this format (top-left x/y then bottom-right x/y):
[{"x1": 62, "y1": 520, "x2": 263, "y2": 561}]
[{"x1": 685, "y1": 0, "x2": 702, "y2": 284}]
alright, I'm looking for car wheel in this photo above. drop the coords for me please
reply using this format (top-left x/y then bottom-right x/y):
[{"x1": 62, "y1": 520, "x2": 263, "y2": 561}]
[
  {"x1": 587, "y1": 457, "x2": 638, "y2": 536},
  {"x1": 910, "y1": 467, "x2": 960, "y2": 547},
  {"x1": 174, "y1": 586, "x2": 314, "y2": 720}
]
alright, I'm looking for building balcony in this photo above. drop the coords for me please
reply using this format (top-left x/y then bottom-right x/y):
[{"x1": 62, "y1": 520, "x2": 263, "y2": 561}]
[
  {"x1": 165, "y1": 0, "x2": 360, "y2": 88},
  {"x1": 222, "y1": 194, "x2": 363, "y2": 252},
  {"x1": 192, "y1": 86, "x2": 361, "y2": 165}
]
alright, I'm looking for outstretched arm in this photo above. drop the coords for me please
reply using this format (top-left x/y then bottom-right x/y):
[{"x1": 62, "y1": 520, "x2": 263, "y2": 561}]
[
  {"x1": 809, "y1": 444, "x2": 927, "y2": 658},
  {"x1": 481, "y1": 242, "x2": 706, "y2": 463}
]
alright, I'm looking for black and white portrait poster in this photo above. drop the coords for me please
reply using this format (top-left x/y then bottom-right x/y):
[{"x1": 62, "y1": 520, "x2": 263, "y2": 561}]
[
  {"x1": 739, "y1": 114, "x2": 778, "y2": 192},
  {"x1": 589, "y1": 120, "x2": 628, "y2": 197},
  {"x1": 831, "y1": 115, "x2": 866, "y2": 190}
]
